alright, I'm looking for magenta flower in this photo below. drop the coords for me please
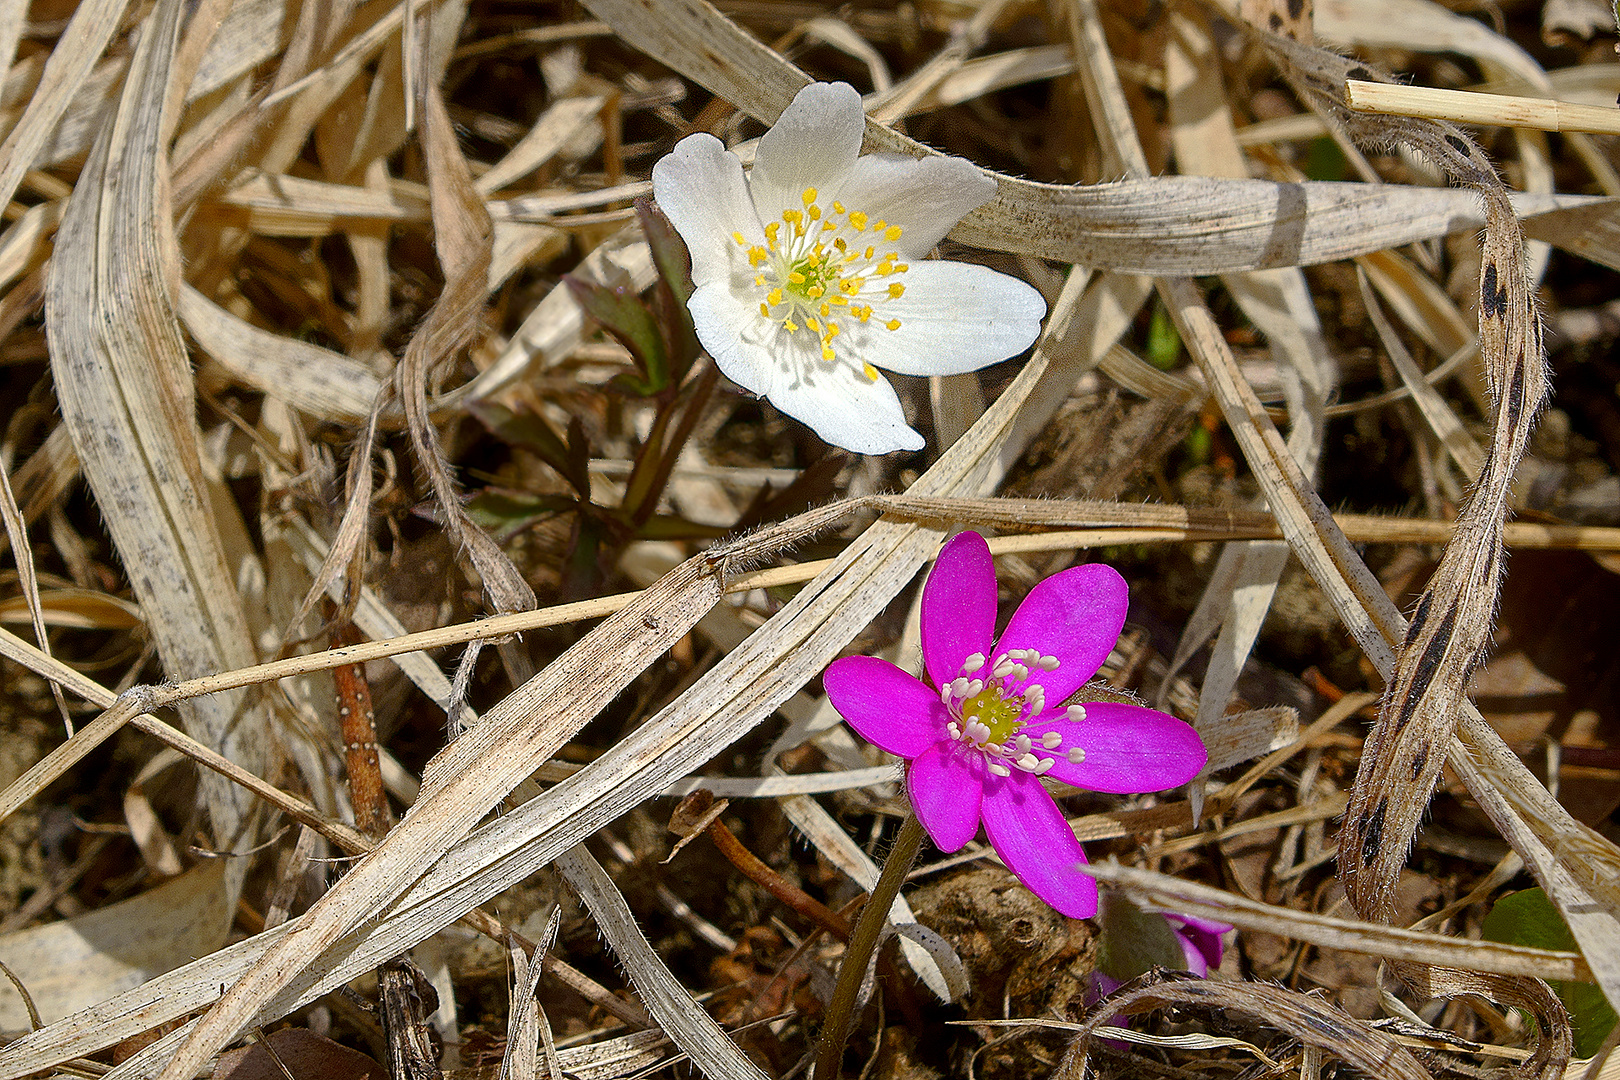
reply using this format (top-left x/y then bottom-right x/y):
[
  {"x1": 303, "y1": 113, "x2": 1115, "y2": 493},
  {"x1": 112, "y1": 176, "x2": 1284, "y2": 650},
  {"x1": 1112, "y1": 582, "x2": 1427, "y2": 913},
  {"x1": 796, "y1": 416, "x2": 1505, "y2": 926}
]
[{"x1": 823, "y1": 531, "x2": 1207, "y2": 919}]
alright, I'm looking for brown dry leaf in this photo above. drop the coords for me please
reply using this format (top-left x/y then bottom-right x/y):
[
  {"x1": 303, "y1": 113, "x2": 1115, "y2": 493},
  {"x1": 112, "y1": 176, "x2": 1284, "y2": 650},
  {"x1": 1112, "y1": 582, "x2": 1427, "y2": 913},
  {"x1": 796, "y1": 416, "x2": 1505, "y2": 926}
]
[{"x1": 213, "y1": 1028, "x2": 385, "y2": 1080}]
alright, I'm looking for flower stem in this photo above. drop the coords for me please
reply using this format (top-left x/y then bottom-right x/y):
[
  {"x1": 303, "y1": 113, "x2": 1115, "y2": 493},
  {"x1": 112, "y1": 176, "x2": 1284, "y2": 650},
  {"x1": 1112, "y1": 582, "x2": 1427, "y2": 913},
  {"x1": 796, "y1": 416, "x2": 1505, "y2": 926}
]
[{"x1": 812, "y1": 812, "x2": 926, "y2": 1080}]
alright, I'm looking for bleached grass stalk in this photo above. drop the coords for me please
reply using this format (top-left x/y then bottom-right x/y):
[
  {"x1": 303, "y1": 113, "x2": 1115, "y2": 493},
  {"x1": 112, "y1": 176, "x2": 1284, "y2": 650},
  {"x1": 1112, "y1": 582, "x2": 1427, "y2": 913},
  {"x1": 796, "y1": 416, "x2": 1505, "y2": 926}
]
[{"x1": 1346, "y1": 79, "x2": 1620, "y2": 136}]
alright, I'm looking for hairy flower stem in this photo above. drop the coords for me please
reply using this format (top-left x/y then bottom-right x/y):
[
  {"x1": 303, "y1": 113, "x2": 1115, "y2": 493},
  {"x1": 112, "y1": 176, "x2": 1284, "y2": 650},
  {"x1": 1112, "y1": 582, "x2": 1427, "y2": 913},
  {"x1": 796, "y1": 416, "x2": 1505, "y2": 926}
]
[{"x1": 813, "y1": 812, "x2": 926, "y2": 1080}]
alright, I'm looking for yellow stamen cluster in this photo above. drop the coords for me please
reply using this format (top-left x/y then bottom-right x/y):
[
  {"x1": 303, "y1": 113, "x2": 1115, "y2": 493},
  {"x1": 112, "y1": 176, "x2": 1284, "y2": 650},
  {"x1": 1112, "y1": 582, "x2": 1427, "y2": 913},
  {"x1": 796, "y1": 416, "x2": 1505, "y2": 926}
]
[{"x1": 733, "y1": 186, "x2": 912, "y2": 378}]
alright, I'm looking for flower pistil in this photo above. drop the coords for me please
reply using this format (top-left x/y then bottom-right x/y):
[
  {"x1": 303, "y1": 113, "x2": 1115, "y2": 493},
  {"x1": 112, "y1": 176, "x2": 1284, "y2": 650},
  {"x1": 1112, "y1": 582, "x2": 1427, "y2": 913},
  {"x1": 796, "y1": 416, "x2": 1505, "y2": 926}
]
[{"x1": 731, "y1": 185, "x2": 911, "y2": 381}]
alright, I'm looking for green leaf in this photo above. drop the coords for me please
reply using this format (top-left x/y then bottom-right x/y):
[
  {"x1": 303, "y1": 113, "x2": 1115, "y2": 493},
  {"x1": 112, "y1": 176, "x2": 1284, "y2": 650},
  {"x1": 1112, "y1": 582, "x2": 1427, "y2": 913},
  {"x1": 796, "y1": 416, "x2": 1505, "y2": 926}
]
[
  {"x1": 565, "y1": 275, "x2": 669, "y2": 393},
  {"x1": 1147, "y1": 301, "x2": 1182, "y2": 370},
  {"x1": 465, "y1": 490, "x2": 577, "y2": 540},
  {"x1": 1483, "y1": 888, "x2": 1617, "y2": 1056},
  {"x1": 637, "y1": 198, "x2": 700, "y2": 387},
  {"x1": 1303, "y1": 136, "x2": 1348, "y2": 182},
  {"x1": 467, "y1": 401, "x2": 591, "y2": 497},
  {"x1": 1095, "y1": 893, "x2": 1188, "y2": 983}
]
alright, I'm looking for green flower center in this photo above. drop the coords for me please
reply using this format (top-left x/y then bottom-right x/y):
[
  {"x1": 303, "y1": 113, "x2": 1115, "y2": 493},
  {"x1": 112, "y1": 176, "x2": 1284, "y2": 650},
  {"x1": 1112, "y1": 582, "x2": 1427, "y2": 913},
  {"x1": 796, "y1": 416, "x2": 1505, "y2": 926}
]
[
  {"x1": 730, "y1": 186, "x2": 911, "y2": 381},
  {"x1": 942, "y1": 649, "x2": 1089, "y2": 779},
  {"x1": 960, "y1": 685, "x2": 1025, "y2": 745}
]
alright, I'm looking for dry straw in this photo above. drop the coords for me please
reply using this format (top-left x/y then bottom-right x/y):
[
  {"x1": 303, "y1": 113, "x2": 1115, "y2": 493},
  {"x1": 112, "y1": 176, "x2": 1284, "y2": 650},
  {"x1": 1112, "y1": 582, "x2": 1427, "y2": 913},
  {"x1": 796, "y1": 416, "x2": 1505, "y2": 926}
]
[{"x1": 2, "y1": 0, "x2": 1620, "y2": 1077}]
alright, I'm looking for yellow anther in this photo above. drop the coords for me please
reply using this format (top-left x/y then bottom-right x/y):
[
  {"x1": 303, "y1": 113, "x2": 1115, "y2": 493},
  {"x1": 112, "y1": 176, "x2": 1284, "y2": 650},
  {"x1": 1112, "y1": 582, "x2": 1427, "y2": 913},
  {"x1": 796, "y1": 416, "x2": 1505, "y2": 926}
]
[
  {"x1": 826, "y1": 323, "x2": 840, "y2": 339},
  {"x1": 783, "y1": 209, "x2": 803, "y2": 226},
  {"x1": 732, "y1": 231, "x2": 746, "y2": 245},
  {"x1": 767, "y1": 288, "x2": 783, "y2": 306},
  {"x1": 863, "y1": 362, "x2": 879, "y2": 381},
  {"x1": 802, "y1": 187, "x2": 818, "y2": 205},
  {"x1": 886, "y1": 318, "x2": 902, "y2": 331},
  {"x1": 872, "y1": 220, "x2": 887, "y2": 233},
  {"x1": 822, "y1": 345, "x2": 836, "y2": 361},
  {"x1": 856, "y1": 306, "x2": 872, "y2": 323},
  {"x1": 885, "y1": 225, "x2": 903, "y2": 242},
  {"x1": 759, "y1": 302, "x2": 771, "y2": 318},
  {"x1": 832, "y1": 201, "x2": 846, "y2": 214},
  {"x1": 764, "y1": 221, "x2": 780, "y2": 243},
  {"x1": 828, "y1": 295, "x2": 848, "y2": 306},
  {"x1": 888, "y1": 283, "x2": 906, "y2": 299},
  {"x1": 808, "y1": 205, "x2": 821, "y2": 221},
  {"x1": 819, "y1": 302, "x2": 831, "y2": 317},
  {"x1": 784, "y1": 318, "x2": 799, "y2": 332},
  {"x1": 895, "y1": 263, "x2": 909, "y2": 272},
  {"x1": 864, "y1": 246, "x2": 875, "y2": 259},
  {"x1": 754, "y1": 275, "x2": 765, "y2": 287},
  {"x1": 807, "y1": 285, "x2": 824, "y2": 299},
  {"x1": 822, "y1": 221, "x2": 837, "y2": 232},
  {"x1": 832, "y1": 238, "x2": 847, "y2": 251},
  {"x1": 849, "y1": 211, "x2": 868, "y2": 231},
  {"x1": 747, "y1": 246, "x2": 768, "y2": 267},
  {"x1": 807, "y1": 317, "x2": 822, "y2": 333},
  {"x1": 788, "y1": 272, "x2": 807, "y2": 285}
]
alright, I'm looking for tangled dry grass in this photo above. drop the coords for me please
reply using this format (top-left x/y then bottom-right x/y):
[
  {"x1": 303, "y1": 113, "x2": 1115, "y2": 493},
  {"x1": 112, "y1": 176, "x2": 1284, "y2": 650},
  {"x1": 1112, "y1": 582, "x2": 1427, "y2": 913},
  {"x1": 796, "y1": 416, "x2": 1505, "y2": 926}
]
[{"x1": 3, "y1": 0, "x2": 1620, "y2": 1077}]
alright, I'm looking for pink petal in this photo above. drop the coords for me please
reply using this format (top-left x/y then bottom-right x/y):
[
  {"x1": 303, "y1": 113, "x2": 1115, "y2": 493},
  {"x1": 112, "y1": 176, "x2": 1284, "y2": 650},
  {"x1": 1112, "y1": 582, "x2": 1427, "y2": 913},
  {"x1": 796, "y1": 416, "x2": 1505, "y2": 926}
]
[
  {"x1": 1025, "y1": 701, "x2": 1207, "y2": 794},
  {"x1": 1168, "y1": 914, "x2": 1230, "y2": 973},
  {"x1": 921, "y1": 531, "x2": 997, "y2": 688},
  {"x1": 993, "y1": 563, "x2": 1127, "y2": 706},
  {"x1": 980, "y1": 768, "x2": 1097, "y2": 919},
  {"x1": 824, "y1": 656, "x2": 948, "y2": 758},
  {"x1": 907, "y1": 743, "x2": 984, "y2": 852}
]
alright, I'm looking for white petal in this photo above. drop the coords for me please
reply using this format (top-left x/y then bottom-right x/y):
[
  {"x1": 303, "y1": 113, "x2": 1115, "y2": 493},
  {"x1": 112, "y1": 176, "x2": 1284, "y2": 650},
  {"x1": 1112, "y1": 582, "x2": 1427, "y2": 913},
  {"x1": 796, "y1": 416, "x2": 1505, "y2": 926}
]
[
  {"x1": 830, "y1": 153, "x2": 996, "y2": 259},
  {"x1": 687, "y1": 281, "x2": 782, "y2": 399},
  {"x1": 652, "y1": 133, "x2": 761, "y2": 288},
  {"x1": 687, "y1": 282, "x2": 922, "y2": 453},
  {"x1": 779, "y1": 358, "x2": 924, "y2": 453},
  {"x1": 845, "y1": 262, "x2": 1046, "y2": 377},
  {"x1": 748, "y1": 82, "x2": 865, "y2": 225}
]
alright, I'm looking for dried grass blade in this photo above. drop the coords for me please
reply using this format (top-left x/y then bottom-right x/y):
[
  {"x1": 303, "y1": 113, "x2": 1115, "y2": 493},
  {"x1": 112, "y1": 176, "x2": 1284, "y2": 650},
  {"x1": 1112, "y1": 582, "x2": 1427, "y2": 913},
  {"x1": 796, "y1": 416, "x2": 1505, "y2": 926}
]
[
  {"x1": 1085, "y1": 862, "x2": 1589, "y2": 981},
  {"x1": 1162, "y1": 9, "x2": 1334, "y2": 819},
  {"x1": 556, "y1": 848, "x2": 767, "y2": 1080},
  {"x1": 0, "y1": 0, "x2": 131, "y2": 214},
  {"x1": 44, "y1": 0, "x2": 268, "y2": 851},
  {"x1": 178, "y1": 284, "x2": 383, "y2": 421},
  {"x1": 1355, "y1": 268, "x2": 1485, "y2": 481},
  {"x1": 146, "y1": 551, "x2": 726, "y2": 1080},
  {"x1": 1062, "y1": 977, "x2": 1433, "y2": 1079},
  {"x1": 398, "y1": 83, "x2": 535, "y2": 628}
]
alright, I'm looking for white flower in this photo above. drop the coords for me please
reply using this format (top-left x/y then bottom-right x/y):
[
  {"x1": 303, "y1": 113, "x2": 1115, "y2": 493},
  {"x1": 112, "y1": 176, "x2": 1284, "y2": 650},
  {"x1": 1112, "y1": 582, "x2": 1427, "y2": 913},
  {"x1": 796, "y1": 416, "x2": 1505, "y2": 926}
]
[{"x1": 651, "y1": 82, "x2": 1047, "y2": 454}]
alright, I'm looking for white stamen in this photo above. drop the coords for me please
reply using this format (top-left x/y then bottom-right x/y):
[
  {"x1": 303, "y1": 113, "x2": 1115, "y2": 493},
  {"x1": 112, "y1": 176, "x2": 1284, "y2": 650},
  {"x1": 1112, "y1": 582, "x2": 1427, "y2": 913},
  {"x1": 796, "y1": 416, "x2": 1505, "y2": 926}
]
[
  {"x1": 1065, "y1": 704, "x2": 1088, "y2": 723},
  {"x1": 1067, "y1": 746, "x2": 1087, "y2": 764},
  {"x1": 940, "y1": 683, "x2": 954, "y2": 705},
  {"x1": 947, "y1": 721, "x2": 962, "y2": 740},
  {"x1": 1041, "y1": 731, "x2": 1063, "y2": 750},
  {"x1": 984, "y1": 742, "x2": 1006, "y2": 757},
  {"x1": 1025, "y1": 687, "x2": 1045, "y2": 715},
  {"x1": 965, "y1": 679, "x2": 984, "y2": 697},
  {"x1": 1012, "y1": 664, "x2": 1030, "y2": 682},
  {"x1": 951, "y1": 677, "x2": 971, "y2": 697},
  {"x1": 1014, "y1": 734, "x2": 1032, "y2": 754},
  {"x1": 1039, "y1": 655, "x2": 1060, "y2": 671},
  {"x1": 967, "y1": 721, "x2": 991, "y2": 744},
  {"x1": 1015, "y1": 753, "x2": 1040, "y2": 772},
  {"x1": 961, "y1": 652, "x2": 986, "y2": 674},
  {"x1": 1035, "y1": 757, "x2": 1056, "y2": 775},
  {"x1": 992, "y1": 659, "x2": 1016, "y2": 679},
  {"x1": 987, "y1": 761, "x2": 1011, "y2": 778}
]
